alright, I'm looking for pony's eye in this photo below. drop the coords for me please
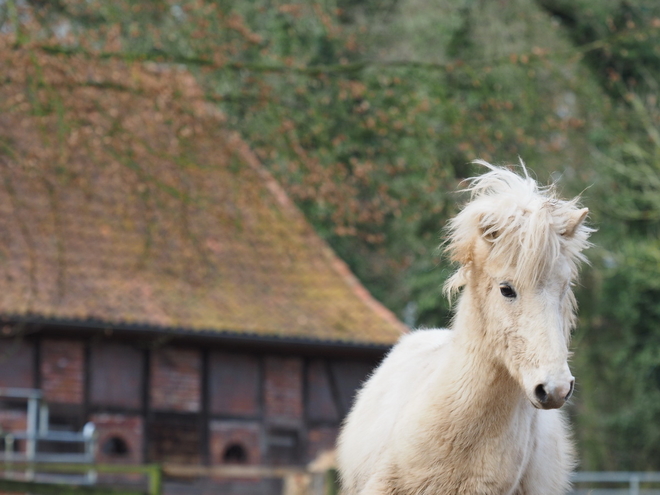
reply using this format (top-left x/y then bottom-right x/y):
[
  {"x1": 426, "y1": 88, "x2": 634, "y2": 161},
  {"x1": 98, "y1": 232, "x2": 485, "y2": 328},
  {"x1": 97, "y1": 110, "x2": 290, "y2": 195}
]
[{"x1": 499, "y1": 283, "x2": 517, "y2": 299}]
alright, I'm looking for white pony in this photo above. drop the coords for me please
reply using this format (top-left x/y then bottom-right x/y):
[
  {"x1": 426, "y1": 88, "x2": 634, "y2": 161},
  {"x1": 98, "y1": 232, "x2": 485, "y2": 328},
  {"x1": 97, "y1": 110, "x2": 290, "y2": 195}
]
[{"x1": 337, "y1": 162, "x2": 592, "y2": 495}]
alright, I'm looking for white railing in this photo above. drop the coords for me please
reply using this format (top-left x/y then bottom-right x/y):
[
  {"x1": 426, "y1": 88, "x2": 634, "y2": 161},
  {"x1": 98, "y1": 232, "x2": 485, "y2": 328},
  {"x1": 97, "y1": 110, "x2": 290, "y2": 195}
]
[
  {"x1": 572, "y1": 472, "x2": 660, "y2": 495},
  {"x1": 0, "y1": 387, "x2": 97, "y2": 483}
]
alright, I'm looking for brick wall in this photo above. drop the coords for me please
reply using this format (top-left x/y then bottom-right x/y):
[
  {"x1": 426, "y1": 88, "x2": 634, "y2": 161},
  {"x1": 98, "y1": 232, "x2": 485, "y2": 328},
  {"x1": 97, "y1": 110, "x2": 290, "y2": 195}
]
[
  {"x1": 40, "y1": 339, "x2": 84, "y2": 404},
  {"x1": 26, "y1": 337, "x2": 373, "y2": 471},
  {"x1": 209, "y1": 420, "x2": 261, "y2": 466},
  {"x1": 91, "y1": 413, "x2": 143, "y2": 464},
  {"x1": 150, "y1": 347, "x2": 200, "y2": 412},
  {"x1": 263, "y1": 356, "x2": 302, "y2": 421}
]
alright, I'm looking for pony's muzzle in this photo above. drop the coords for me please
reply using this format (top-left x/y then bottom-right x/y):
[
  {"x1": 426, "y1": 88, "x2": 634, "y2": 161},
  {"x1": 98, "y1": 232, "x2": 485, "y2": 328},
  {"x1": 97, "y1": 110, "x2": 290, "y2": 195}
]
[{"x1": 533, "y1": 378, "x2": 574, "y2": 409}]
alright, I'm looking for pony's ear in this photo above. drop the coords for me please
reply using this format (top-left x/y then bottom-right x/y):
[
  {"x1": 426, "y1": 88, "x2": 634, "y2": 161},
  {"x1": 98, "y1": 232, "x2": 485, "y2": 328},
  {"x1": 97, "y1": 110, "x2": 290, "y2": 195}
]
[{"x1": 562, "y1": 207, "x2": 588, "y2": 238}]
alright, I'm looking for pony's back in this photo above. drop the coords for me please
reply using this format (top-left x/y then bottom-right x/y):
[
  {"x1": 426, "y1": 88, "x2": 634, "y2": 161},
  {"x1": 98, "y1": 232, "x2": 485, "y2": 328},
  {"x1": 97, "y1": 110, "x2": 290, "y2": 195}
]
[{"x1": 337, "y1": 329, "x2": 453, "y2": 494}]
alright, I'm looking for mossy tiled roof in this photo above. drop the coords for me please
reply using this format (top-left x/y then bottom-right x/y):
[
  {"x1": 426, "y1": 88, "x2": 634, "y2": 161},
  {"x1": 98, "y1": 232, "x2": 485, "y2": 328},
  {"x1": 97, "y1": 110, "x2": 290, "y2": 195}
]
[{"x1": 0, "y1": 46, "x2": 405, "y2": 346}]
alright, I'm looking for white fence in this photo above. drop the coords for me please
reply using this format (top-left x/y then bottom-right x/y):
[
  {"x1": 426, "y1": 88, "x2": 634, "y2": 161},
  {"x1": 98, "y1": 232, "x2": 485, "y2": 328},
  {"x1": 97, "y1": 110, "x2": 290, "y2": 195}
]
[{"x1": 571, "y1": 472, "x2": 660, "y2": 495}]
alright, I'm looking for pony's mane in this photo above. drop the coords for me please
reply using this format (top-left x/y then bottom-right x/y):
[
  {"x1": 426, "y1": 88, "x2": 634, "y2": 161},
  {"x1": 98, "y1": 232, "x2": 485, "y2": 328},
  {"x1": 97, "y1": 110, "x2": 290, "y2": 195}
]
[{"x1": 444, "y1": 161, "x2": 592, "y2": 298}]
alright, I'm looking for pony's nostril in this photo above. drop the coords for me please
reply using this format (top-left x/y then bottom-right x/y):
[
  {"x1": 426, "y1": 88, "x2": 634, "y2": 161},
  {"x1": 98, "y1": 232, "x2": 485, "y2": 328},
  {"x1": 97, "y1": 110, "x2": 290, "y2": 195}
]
[
  {"x1": 534, "y1": 384, "x2": 548, "y2": 404},
  {"x1": 565, "y1": 380, "x2": 575, "y2": 401}
]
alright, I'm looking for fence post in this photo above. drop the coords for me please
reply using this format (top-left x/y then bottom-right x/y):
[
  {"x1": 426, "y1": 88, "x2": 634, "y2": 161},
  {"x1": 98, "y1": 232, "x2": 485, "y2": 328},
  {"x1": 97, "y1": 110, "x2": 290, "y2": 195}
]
[
  {"x1": 630, "y1": 474, "x2": 640, "y2": 495},
  {"x1": 26, "y1": 395, "x2": 38, "y2": 481},
  {"x1": 83, "y1": 422, "x2": 97, "y2": 484},
  {"x1": 147, "y1": 464, "x2": 162, "y2": 495},
  {"x1": 325, "y1": 469, "x2": 339, "y2": 495}
]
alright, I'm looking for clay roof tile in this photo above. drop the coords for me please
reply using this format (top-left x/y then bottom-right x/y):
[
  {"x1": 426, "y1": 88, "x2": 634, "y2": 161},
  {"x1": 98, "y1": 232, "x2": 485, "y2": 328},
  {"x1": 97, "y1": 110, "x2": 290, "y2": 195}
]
[{"x1": 0, "y1": 48, "x2": 406, "y2": 346}]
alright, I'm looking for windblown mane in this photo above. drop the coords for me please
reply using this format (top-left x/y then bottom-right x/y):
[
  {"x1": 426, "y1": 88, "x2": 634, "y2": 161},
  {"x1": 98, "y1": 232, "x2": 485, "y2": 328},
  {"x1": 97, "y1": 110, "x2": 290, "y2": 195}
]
[{"x1": 444, "y1": 160, "x2": 592, "y2": 298}]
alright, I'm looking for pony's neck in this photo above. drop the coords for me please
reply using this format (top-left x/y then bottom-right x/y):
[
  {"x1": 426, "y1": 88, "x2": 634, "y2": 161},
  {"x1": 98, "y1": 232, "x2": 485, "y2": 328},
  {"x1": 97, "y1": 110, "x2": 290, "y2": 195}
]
[
  {"x1": 448, "y1": 284, "x2": 528, "y2": 414},
  {"x1": 403, "y1": 284, "x2": 534, "y2": 468}
]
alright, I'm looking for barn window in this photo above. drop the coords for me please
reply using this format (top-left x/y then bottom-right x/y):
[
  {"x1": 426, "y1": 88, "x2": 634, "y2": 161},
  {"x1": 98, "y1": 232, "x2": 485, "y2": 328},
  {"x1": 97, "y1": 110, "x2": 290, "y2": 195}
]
[
  {"x1": 222, "y1": 443, "x2": 248, "y2": 464},
  {"x1": 102, "y1": 436, "x2": 129, "y2": 456}
]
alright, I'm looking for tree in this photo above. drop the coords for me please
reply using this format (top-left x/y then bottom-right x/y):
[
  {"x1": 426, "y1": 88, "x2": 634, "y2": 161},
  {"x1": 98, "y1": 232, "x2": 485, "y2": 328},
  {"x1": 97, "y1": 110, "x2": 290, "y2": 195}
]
[{"x1": 536, "y1": 0, "x2": 660, "y2": 469}]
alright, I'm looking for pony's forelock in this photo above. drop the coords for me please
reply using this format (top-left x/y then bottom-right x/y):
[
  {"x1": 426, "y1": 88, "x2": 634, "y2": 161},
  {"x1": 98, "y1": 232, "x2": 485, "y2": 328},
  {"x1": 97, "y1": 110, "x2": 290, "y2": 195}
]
[{"x1": 443, "y1": 161, "x2": 592, "y2": 300}]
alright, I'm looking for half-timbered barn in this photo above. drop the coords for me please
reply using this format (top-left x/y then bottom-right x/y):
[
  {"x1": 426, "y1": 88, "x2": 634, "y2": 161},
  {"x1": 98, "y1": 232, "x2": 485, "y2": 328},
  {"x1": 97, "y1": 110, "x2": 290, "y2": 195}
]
[{"x1": 0, "y1": 47, "x2": 405, "y2": 491}]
